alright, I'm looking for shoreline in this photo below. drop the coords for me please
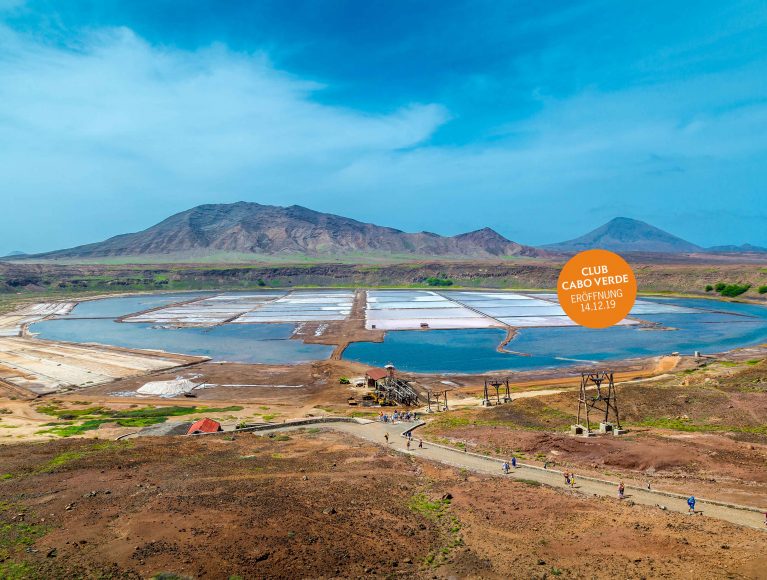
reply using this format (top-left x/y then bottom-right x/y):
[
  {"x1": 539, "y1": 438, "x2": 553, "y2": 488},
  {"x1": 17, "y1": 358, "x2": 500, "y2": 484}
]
[{"x1": 4, "y1": 289, "x2": 766, "y2": 393}]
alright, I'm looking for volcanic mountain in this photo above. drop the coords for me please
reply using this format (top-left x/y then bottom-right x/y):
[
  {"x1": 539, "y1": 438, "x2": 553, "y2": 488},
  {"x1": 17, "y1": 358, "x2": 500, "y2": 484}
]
[
  {"x1": 31, "y1": 202, "x2": 544, "y2": 260},
  {"x1": 542, "y1": 217, "x2": 703, "y2": 254}
]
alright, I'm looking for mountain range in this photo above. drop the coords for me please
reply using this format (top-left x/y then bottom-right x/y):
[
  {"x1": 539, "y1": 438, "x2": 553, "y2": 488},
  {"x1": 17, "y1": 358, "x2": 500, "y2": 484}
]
[
  {"x1": 28, "y1": 202, "x2": 544, "y2": 260},
  {"x1": 9, "y1": 204, "x2": 766, "y2": 261}
]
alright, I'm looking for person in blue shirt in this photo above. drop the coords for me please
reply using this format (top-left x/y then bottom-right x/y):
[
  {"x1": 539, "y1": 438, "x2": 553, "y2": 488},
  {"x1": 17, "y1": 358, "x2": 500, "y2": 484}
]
[
  {"x1": 687, "y1": 496, "x2": 696, "y2": 514},
  {"x1": 511, "y1": 457, "x2": 517, "y2": 468}
]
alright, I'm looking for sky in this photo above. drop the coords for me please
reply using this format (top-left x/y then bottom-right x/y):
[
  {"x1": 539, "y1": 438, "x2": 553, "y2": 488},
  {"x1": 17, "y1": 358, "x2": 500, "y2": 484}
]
[{"x1": 1, "y1": 0, "x2": 766, "y2": 255}]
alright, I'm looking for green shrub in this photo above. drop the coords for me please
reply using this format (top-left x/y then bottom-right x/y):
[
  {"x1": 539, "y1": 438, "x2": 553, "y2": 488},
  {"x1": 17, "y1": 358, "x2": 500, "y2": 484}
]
[
  {"x1": 338, "y1": 377, "x2": 351, "y2": 384},
  {"x1": 705, "y1": 285, "x2": 713, "y2": 292},
  {"x1": 425, "y1": 276, "x2": 453, "y2": 287},
  {"x1": 715, "y1": 282, "x2": 726, "y2": 292},
  {"x1": 758, "y1": 285, "x2": 767, "y2": 294},
  {"x1": 719, "y1": 284, "x2": 751, "y2": 297}
]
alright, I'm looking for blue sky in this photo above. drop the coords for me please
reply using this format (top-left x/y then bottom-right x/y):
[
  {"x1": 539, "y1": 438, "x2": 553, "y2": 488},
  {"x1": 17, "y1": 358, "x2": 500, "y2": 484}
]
[{"x1": 1, "y1": 0, "x2": 766, "y2": 254}]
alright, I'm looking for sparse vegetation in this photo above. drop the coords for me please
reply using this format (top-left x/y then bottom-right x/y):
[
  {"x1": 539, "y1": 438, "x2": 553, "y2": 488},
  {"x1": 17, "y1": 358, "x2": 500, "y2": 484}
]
[
  {"x1": 34, "y1": 404, "x2": 243, "y2": 437},
  {"x1": 758, "y1": 285, "x2": 767, "y2": 294},
  {"x1": 425, "y1": 276, "x2": 454, "y2": 287}
]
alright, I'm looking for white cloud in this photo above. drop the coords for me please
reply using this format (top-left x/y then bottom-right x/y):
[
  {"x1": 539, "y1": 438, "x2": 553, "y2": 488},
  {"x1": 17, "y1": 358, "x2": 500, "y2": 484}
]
[
  {"x1": 0, "y1": 22, "x2": 765, "y2": 253},
  {"x1": 0, "y1": 25, "x2": 448, "y2": 250}
]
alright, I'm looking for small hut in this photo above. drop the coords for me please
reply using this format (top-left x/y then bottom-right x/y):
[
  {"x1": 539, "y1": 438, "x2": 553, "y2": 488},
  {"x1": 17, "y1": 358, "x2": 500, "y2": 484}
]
[
  {"x1": 187, "y1": 418, "x2": 223, "y2": 435},
  {"x1": 365, "y1": 368, "x2": 389, "y2": 388}
]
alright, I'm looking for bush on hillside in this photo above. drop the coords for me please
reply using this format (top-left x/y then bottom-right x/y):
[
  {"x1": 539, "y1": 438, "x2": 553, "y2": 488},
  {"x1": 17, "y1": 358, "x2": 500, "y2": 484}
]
[
  {"x1": 719, "y1": 284, "x2": 751, "y2": 297},
  {"x1": 425, "y1": 276, "x2": 454, "y2": 287}
]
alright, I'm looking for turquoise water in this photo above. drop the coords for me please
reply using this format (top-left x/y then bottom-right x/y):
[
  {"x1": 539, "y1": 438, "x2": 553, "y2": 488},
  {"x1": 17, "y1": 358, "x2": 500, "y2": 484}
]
[
  {"x1": 31, "y1": 293, "x2": 332, "y2": 364},
  {"x1": 343, "y1": 297, "x2": 767, "y2": 373},
  {"x1": 29, "y1": 294, "x2": 767, "y2": 371}
]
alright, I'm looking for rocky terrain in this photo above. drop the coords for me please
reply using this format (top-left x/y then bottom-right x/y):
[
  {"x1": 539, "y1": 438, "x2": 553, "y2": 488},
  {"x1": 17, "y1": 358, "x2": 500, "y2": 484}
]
[{"x1": 22, "y1": 202, "x2": 544, "y2": 260}]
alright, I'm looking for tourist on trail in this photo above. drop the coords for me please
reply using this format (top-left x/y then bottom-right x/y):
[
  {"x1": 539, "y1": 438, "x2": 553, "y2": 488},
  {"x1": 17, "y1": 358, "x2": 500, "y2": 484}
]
[
  {"x1": 618, "y1": 481, "x2": 625, "y2": 499},
  {"x1": 570, "y1": 473, "x2": 576, "y2": 488},
  {"x1": 418, "y1": 439, "x2": 423, "y2": 449},
  {"x1": 413, "y1": 412, "x2": 418, "y2": 421},
  {"x1": 502, "y1": 461, "x2": 510, "y2": 475},
  {"x1": 511, "y1": 457, "x2": 517, "y2": 468},
  {"x1": 687, "y1": 496, "x2": 696, "y2": 514},
  {"x1": 384, "y1": 432, "x2": 389, "y2": 444},
  {"x1": 564, "y1": 472, "x2": 570, "y2": 486},
  {"x1": 406, "y1": 439, "x2": 411, "y2": 450}
]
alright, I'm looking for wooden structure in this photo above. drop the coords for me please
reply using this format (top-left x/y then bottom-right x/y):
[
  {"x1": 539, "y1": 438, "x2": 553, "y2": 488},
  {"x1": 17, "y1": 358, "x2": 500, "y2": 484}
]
[
  {"x1": 576, "y1": 371, "x2": 621, "y2": 434},
  {"x1": 482, "y1": 377, "x2": 511, "y2": 406},
  {"x1": 365, "y1": 368, "x2": 389, "y2": 388},
  {"x1": 425, "y1": 388, "x2": 449, "y2": 413},
  {"x1": 367, "y1": 364, "x2": 419, "y2": 406}
]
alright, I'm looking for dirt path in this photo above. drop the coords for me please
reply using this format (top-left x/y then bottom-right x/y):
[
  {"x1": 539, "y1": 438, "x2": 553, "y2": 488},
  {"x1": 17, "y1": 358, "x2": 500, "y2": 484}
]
[{"x1": 261, "y1": 419, "x2": 767, "y2": 531}]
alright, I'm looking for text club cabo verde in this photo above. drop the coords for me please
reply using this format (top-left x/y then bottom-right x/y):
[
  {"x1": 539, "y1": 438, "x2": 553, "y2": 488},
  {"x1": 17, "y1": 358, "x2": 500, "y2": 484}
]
[{"x1": 560, "y1": 264, "x2": 630, "y2": 291}]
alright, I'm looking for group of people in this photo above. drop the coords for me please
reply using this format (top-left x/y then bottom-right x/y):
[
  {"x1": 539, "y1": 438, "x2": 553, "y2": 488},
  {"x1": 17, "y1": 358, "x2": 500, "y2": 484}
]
[
  {"x1": 379, "y1": 410, "x2": 418, "y2": 423},
  {"x1": 384, "y1": 430, "x2": 423, "y2": 450},
  {"x1": 501, "y1": 457, "x2": 517, "y2": 474},
  {"x1": 563, "y1": 471, "x2": 577, "y2": 487}
]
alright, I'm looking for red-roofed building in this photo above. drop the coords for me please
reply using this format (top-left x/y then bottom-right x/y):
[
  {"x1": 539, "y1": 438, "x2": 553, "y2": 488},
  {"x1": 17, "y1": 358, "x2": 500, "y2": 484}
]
[
  {"x1": 187, "y1": 418, "x2": 223, "y2": 435},
  {"x1": 365, "y1": 367, "x2": 389, "y2": 387}
]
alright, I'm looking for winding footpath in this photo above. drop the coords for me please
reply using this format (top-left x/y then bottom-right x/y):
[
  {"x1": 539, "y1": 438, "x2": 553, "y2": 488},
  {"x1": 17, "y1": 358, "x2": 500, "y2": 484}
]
[{"x1": 258, "y1": 418, "x2": 767, "y2": 531}]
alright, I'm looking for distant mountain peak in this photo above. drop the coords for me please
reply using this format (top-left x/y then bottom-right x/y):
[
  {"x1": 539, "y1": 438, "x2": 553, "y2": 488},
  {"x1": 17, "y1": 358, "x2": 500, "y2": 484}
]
[
  {"x1": 543, "y1": 217, "x2": 702, "y2": 253},
  {"x1": 30, "y1": 202, "x2": 546, "y2": 261}
]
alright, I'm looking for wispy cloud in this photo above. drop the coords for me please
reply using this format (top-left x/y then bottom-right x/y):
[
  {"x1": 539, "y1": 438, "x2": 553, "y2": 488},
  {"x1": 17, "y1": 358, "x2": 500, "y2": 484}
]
[
  {"x1": 0, "y1": 8, "x2": 766, "y2": 253},
  {"x1": 0, "y1": 25, "x2": 447, "y2": 251}
]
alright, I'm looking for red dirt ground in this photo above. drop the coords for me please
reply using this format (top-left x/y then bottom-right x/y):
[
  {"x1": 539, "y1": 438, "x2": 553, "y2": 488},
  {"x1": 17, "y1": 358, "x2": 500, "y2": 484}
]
[{"x1": 0, "y1": 430, "x2": 765, "y2": 579}]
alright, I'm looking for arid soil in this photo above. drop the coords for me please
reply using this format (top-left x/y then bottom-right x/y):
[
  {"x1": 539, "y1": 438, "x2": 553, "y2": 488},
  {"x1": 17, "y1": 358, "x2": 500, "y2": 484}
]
[
  {"x1": 0, "y1": 430, "x2": 765, "y2": 579},
  {"x1": 422, "y1": 359, "x2": 767, "y2": 507}
]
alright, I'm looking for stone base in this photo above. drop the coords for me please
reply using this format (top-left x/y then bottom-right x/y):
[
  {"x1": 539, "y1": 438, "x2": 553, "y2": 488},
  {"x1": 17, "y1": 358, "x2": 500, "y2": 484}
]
[
  {"x1": 481, "y1": 399, "x2": 493, "y2": 407},
  {"x1": 613, "y1": 428, "x2": 628, "y2": 436},
  {"x1": 571, "y1": 424, "x2": 595, "y2": 436},
  {"x1": 502, "y1": 397, "x2": 513, "y2": 403},
  {"x1": 599, "y1": 422, "x2": 614, "y2": 434}
]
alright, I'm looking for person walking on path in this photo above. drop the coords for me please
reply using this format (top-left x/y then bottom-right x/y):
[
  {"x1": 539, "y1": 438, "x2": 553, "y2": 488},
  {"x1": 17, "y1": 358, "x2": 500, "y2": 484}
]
[
  {"x1": 570, "y1": 473, "x2": 576, "y2": 488},
  {"x1": 418, "y1": 439, "x2": 423, "y2": 449},
  {"x1": 406, "y1": 439, "x2": 411, "y2": 450},
  {"x1": 502, "y1": 461, "x2": 510, "y2": 475},
  {"x1": 511, "y1": 457, "x2": 517, "y2": 468},
  {"x1": 564, "y1": 472, "x2": 571, "y2": 486},
  {"x1": 618, "y1": 482, "x2": 625, "y2": 499},
  {"x1": 384, "y1": 432, "x2": 389, "y2": 444},
  {"x1": 687, "y1": 496, "x2": 696, "y2": 514}
]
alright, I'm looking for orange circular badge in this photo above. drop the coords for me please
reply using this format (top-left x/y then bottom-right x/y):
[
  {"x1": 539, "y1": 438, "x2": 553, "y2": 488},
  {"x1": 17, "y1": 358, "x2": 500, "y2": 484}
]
[{"x1": 557, "y1": 249, "x2": 637, "y2": 328}]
